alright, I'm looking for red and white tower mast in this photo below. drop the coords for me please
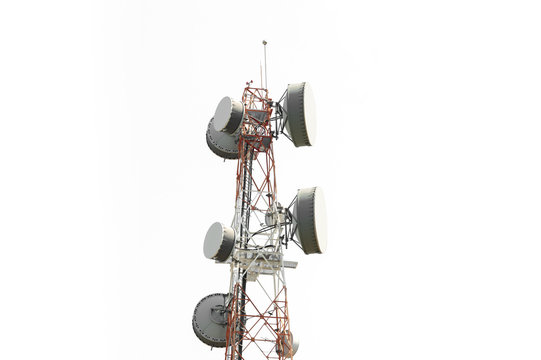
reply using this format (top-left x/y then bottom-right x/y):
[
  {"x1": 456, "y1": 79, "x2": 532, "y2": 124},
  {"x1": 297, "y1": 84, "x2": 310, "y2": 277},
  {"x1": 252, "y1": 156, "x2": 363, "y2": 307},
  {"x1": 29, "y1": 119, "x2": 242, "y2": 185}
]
[
  {"x1": 193, "y1": 41, "x2": 326, "y2": 360},
  {"x1": 226, "y1": 83, "x2": 293, "y2": 360}
]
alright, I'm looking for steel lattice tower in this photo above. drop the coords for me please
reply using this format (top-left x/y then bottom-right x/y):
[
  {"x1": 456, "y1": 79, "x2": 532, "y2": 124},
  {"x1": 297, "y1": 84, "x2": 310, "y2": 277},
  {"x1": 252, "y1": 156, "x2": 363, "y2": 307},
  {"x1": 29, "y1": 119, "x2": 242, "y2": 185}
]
[
  {"x1": 225, "y1": 85, "x2": 293, "y2": 360},
  {"x1": 193, "y1": 42, "x2": 326, "y2": 360}
]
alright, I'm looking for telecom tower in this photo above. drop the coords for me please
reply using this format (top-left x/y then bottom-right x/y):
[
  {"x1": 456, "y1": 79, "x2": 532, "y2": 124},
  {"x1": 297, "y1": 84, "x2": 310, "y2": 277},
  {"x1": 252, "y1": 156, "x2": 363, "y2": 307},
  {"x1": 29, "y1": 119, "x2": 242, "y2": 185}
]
[{"x1": 193, "y1": 42, "x2": 327, "y2": 360}]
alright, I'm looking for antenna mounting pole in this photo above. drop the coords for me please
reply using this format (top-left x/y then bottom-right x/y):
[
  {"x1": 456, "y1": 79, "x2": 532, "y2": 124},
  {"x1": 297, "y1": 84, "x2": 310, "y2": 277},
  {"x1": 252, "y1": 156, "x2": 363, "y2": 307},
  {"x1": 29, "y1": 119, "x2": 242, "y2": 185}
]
[{"x1": 262, "y1": 40, "x2": 268, "y2": 90}]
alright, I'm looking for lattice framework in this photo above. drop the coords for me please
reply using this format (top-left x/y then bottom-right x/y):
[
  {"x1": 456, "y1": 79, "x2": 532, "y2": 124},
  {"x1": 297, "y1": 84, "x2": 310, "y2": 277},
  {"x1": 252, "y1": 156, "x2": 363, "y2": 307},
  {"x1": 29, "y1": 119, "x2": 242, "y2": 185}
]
[{"x1": 226, "y1": 84, "x2": 293, "y2": 360}]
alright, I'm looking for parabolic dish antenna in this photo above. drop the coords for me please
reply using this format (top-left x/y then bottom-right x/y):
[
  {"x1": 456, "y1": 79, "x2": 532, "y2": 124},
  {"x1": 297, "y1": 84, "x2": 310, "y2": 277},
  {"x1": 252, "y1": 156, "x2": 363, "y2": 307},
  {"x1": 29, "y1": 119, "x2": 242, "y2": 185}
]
[
  {"x1": 192, "y1": 293, "x2": 228, "y2": 348},
  {"x1": 213, "y1": 96, "x2": 245, "y2": 134},
  {"x1": 293, "y1": 186, "x2": 327, "y2": 254},
  {"x1": 284, "y1": 82, "x2": 316, "y2": 147},
  {"x1": 203, "y1": 222, "x2": 235, "y2": 262},
  {"x1": 277, "y1": 330, "x2": 299, "y2": 358},
  {"x1": 206, "y1": 118, "x2": 240, "y2": 159}
]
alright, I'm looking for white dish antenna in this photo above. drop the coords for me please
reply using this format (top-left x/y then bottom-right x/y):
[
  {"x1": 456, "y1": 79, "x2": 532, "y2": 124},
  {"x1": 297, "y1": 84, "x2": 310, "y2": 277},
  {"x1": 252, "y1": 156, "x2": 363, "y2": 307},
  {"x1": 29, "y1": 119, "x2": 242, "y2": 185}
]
[
  {"x1": 293, "y1": 186, "x2": 327, "y2": 254},
  {"x1": 284, "y1": 82, "x2": 317, "y2": 147},
  {"x1": 206, "y1": 117, "x2": 240, "y2": 159},
  {"x1": 203, "y1": 222, "x2": 235, "y2": 262},
  {"x1": 192, "y1": 293, "x2": 228, "y2": 348},
  {"x1": 277, "y1": 330, "x2": 299, "y2": 358},
  {"x1": 213, "y1": 96, "x2": 244, "y2": 134}
]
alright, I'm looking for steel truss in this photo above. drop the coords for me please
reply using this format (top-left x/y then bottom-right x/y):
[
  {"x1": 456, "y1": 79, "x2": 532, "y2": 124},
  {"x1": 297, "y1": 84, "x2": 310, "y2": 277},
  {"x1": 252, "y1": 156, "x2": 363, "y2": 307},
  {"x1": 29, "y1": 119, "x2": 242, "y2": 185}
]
[{"x1": 225, "y1": 85, "x2": 294, "y2": 360}]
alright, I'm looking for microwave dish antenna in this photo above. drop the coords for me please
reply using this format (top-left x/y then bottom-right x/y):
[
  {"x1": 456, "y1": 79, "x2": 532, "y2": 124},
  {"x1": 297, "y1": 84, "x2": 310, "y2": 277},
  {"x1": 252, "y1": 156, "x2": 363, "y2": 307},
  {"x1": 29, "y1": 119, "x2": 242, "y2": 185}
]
[
  {"x1": 277, "y1": 330, "x2": 299, "y2": 358},
  {"x1": 203, "y1": 222, "x2": 235, "y2": 262},
  {"x1": 192, "y1": 293, "x2": 229, "y2": 348},
  {"x1": 213, "y1": 96, "x2": 245, "y2": 134},
  {"x1": 284, "y1": 82, "x2": 317, "y2": 147},
  {"x1": 206, "y1": 118, "x2": 240, "y2": 159},
  {"x1": 292, "y1": 186, "x2": 327, "y2": 254}
]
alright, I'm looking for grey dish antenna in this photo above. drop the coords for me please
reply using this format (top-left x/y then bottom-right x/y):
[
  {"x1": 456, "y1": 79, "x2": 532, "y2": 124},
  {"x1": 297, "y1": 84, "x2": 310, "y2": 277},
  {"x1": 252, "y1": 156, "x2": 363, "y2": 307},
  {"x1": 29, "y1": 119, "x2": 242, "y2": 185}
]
[
  {"x1": 213, "y1": 96, "x2": 244, "y2": 134},
  {"x1": 192, "y1": 293, "x2": 228, "y2": 348},
  {"x1": 203, "y1": 222, "x2": 235, "y2": 262},
  {"x1": 293, "y1": 186, "x2": 327, "y2": 254},
  {"x1": 206, "y1": 118, "x2": 240, "y2": 159},
  {"x1": 284, "y1": 82, "x2": 317, "y2": 147},
  {"x1": 277, "y1": 330, "x2": 299, "y2": 358},
  {"x1": 206, "y1": 96, "x2": 245, "y2": 160}
]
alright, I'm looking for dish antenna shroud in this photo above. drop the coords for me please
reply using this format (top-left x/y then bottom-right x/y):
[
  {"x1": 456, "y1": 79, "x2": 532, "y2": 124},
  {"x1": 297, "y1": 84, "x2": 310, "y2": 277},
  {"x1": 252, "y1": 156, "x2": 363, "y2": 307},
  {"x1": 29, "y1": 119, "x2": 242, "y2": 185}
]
[
  {"x1": 283, "y1": 82, "x2": 317, "y2": 147},
  {"x1": 192, "y1": 293, "x2": 228, "y2": 348},
  {"x1": 213, "y1": 96, "x2": 245, "y2": 134},
  {"x1": 206, "y1": 117, "x2": 240, "y2": 159},
  {"x1": 203, "y1": 222, "x2": 235, "y2": 262},
  {"x1": 277, "y1": 330, "x2": 299, "y2": 358},
  {"x1": 293, "y1": 186, "x2": 327, "y2": 254}
]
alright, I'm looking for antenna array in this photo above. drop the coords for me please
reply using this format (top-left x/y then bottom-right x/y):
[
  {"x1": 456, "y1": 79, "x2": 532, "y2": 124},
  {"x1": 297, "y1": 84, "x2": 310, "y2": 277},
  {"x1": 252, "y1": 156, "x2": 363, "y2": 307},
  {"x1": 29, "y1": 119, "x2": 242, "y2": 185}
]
[{"x1": 193, "y1": 42, "x2": 328, "y2": 360}]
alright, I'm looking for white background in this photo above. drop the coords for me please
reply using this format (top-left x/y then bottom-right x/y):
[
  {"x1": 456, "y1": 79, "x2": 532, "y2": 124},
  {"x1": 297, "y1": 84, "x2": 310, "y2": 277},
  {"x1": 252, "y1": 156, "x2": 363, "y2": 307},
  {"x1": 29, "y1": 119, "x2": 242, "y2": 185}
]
[{"x1": 1, "y1": 1, "x2": 540, "y2": 359}]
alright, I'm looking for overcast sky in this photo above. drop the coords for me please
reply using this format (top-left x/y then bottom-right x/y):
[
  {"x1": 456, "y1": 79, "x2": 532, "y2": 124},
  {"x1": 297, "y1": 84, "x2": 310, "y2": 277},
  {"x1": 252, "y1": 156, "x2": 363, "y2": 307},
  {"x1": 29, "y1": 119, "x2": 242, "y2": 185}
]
[{"x1": 1, "y1": 1, "x2": 540, "y2": 359}]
